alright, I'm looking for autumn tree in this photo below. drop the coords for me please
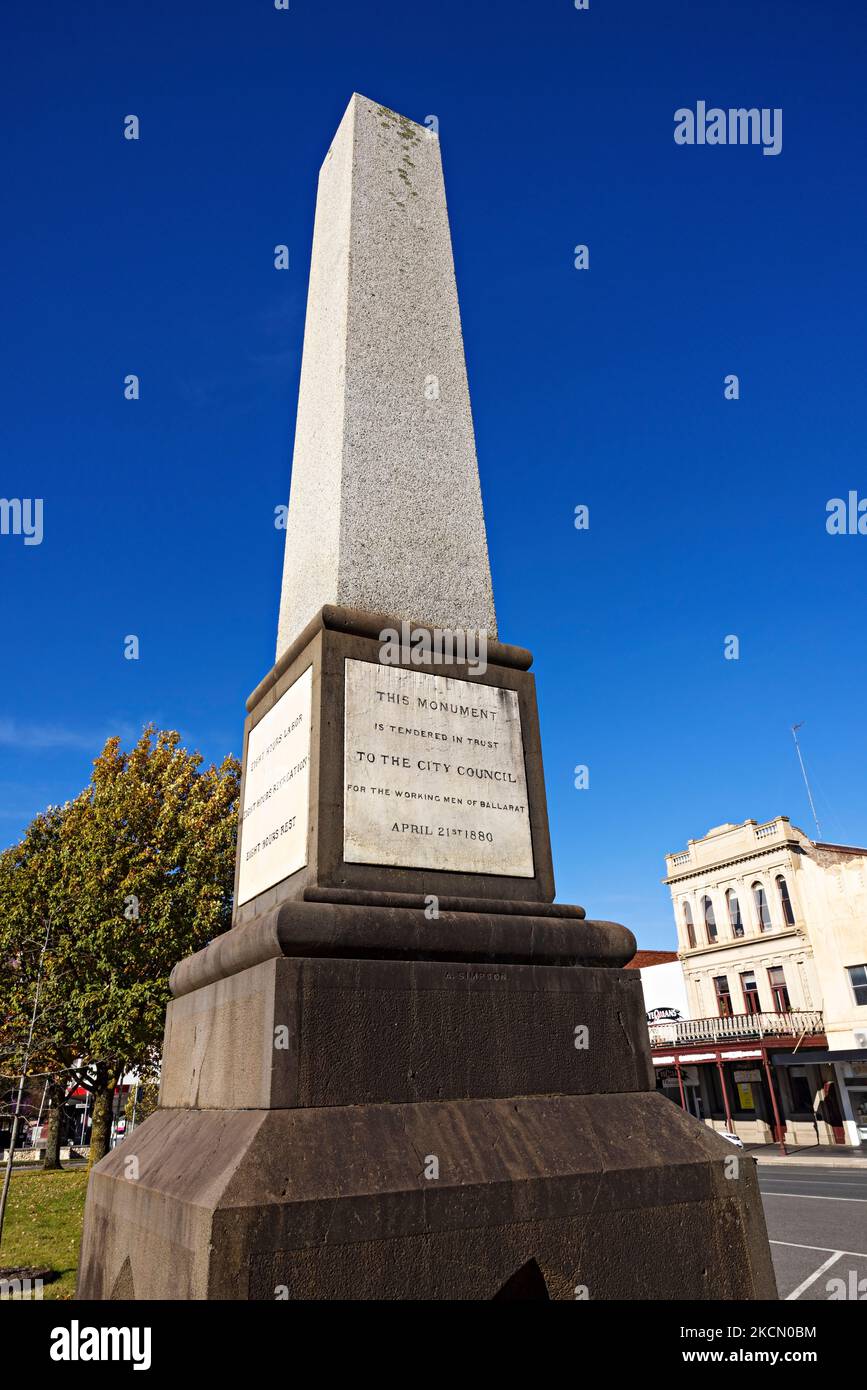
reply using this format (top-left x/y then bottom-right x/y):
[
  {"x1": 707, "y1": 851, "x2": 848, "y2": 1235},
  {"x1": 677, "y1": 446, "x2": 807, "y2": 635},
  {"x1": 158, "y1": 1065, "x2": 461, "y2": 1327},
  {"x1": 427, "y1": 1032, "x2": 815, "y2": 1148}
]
[
  {"x1": 0, "y1": 804, "x2": 80, "y2": 1170},
  {"x1": 0, "y1": 728, "x2": 240, "y2": 1165}
]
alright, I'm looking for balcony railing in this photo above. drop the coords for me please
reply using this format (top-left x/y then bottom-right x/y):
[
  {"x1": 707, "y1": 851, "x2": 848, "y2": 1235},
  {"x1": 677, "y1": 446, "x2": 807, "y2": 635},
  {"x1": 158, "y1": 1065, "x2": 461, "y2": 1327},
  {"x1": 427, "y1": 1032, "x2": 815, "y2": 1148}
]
[{"x1": 649, "y1": 1009, "x2": 824, "y2": 1048}]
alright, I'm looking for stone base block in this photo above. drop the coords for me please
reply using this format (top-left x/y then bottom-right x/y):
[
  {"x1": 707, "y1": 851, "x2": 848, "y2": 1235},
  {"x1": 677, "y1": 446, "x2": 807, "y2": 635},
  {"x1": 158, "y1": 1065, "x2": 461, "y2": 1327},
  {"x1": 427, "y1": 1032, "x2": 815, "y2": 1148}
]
[
  {"x1": 159, "y1": 954, "x2": 653, "y2": 1110},
  {"x1": 77, "y1": 1091, "x2": 777, "y2": 1300}
]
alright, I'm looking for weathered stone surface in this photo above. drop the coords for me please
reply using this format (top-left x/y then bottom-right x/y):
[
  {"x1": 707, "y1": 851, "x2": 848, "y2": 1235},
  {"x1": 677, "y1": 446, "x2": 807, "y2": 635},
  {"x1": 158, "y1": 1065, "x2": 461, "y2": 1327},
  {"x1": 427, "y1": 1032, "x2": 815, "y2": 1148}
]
[
  {"x1": 159, "y1": 955, "x2": 653, "y2": 1111},
  {"x1": 275, "y1": 95, "x2": 497, "y2": 658},
  {"x1": 301, "y1": 886, "x2": 586, "y2": 916},
  {"x1": 168, "y1": 901, "x2": 636, "y2": 999},
  {"x1": 77, "y1": 1092, "x2": 777, "y2": 1300}
]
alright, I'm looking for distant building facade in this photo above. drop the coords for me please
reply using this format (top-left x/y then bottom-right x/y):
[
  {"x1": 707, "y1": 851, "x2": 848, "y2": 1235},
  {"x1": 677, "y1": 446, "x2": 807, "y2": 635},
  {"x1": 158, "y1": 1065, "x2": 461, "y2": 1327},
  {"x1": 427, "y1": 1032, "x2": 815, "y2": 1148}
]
[
  {"x1": 631, "y1": 950, "x2": 688, "y2": 1020},
  {"x1": 627, "y1": 950, "x2": 695, "y2": 1113},
  {"x1": 654, "y1": 818, "x2": 867, "y2": 1148}
]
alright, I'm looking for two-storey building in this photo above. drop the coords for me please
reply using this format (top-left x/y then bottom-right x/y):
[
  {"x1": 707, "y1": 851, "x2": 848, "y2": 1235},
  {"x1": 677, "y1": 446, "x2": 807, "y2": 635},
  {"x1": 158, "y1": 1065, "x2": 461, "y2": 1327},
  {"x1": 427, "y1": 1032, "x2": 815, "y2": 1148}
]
[{"x1": 659, "y1": 817, "x2": 867, "y2": 1147}]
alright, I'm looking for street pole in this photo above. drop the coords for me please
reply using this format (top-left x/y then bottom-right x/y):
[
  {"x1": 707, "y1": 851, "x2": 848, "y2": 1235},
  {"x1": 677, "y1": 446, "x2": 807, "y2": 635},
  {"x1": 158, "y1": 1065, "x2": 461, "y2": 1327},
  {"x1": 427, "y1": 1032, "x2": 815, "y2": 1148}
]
[
  {"x1": 0, "y1": 919, "x2": 51, "y2": 1252},
  {"x1": 34, "y1": 1078, "x2": 49, "y2": 1136},
  {"x1": 80, "y1": 1086, "x2": 91, "y2": 1149},
  {"x1": 673, "y1": 1057, "x2": 687, "y2": 1111},
  {"x1": 762, "y1": 1047, "x2": 788, "y2": 1157}
]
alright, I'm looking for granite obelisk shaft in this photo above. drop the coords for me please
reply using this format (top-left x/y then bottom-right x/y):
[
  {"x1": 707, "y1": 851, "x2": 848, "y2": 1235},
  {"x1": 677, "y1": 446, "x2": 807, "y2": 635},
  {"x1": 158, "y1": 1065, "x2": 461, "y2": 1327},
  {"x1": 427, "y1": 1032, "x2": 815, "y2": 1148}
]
[{"x1": 276, "y1": 94, "x2": 497, "y2": 659}]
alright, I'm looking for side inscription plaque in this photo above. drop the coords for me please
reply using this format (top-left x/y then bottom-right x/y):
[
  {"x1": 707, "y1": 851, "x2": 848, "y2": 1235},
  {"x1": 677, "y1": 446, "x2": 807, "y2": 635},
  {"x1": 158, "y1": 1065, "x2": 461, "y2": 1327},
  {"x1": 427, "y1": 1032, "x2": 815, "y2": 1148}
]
[
  {"x1": 343, "y1": 658, "x2": 534, "y2": 876},
  {"x1": 237, "y1": 665, "x2": 313, "y2": 905}
]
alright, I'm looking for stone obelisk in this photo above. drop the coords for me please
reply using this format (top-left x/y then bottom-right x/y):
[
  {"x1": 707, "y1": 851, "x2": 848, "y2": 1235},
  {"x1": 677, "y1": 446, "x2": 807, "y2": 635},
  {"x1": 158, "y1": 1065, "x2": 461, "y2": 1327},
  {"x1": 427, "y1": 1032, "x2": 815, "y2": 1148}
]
[
  {"x1": 77, "y1": 96, "x2": 777, "y2": 1301},
  {"x1": 276, "y1": 95, "x2": 496, "y2": 656}
]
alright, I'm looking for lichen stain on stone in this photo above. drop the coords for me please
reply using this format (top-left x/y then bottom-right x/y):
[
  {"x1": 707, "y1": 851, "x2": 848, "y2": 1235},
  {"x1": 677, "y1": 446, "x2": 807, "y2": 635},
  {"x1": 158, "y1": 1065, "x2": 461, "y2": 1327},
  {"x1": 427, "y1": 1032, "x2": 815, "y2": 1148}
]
[
  {"x1": 374, "y1": 105, "x2": 421, "y2": 204},
  {"x1": 376, "y1": 104, "x2": 422, "y2": 141}
]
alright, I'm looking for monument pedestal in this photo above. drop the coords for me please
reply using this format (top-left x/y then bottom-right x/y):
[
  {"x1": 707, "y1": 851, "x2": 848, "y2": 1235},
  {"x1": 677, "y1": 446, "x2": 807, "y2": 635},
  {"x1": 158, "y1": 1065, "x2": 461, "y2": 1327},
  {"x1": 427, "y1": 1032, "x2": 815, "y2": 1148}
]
[
  {"x1": 78, "y1": 609, "x2": 777, "y2": 1299},
  {"x1": 78, "y1": 910, "x2": 776, "y2": 1300}
]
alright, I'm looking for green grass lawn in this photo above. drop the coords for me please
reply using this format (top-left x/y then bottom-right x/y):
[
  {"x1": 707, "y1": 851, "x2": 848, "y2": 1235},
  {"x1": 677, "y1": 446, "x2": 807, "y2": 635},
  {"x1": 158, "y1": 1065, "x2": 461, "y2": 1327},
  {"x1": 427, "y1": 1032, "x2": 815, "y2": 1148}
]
[{"x1": 1, "y1": 1169, "x2": 89, "y2": 1299}]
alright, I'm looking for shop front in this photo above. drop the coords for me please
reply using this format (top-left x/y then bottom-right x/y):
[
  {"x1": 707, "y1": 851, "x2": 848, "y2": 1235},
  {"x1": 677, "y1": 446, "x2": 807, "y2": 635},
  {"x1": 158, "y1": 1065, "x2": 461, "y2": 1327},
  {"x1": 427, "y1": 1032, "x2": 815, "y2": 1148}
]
[
  {"x1": 655, "y1": 1064, "x2": 703, "y2": 1119},
  {"x1": 843, "y1": 1067, "x2": 867, "y2": 1144},
  {"x1": 770, "y1": 1047, "x2": 867, "y2": 1148},
  {"x1": 652, "y1": 1034, "x2": 854, "y2": 1150}
]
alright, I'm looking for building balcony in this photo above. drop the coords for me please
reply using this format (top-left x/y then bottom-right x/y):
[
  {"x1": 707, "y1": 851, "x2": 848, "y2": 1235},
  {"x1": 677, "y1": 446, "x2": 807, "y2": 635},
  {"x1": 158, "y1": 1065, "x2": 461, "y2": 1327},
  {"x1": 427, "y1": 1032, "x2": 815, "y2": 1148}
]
[
  {"x1": 664, "y1": 816, "x2": 799, "y2": 878},
  {"x1": 649, "y1": 1009, "x2": 824, "y2": 1049}
]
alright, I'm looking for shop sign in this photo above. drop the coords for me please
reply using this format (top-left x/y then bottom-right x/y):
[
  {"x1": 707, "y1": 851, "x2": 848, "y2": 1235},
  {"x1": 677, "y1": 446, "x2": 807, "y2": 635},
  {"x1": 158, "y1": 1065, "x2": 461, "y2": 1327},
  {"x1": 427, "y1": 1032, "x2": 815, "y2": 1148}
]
[{"x1": 736, "y1": 1083, "x2": 756, "y2": 1110}]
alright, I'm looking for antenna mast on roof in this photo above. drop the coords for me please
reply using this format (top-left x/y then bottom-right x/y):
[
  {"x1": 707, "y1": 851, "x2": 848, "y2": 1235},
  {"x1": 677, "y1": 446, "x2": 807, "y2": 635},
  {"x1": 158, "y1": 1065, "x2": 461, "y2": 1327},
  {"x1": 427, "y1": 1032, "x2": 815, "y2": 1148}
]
[{"x1": 791, "y1": 722, "x2": 822, "y2": 840}]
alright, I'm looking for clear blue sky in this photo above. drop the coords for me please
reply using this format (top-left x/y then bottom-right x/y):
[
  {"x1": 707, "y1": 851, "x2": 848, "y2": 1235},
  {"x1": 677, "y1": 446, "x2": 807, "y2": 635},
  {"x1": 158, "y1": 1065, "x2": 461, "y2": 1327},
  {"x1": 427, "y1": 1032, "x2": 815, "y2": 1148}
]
[{"x1": 3, "y1": 0, "x2": 866, "y2": 947}]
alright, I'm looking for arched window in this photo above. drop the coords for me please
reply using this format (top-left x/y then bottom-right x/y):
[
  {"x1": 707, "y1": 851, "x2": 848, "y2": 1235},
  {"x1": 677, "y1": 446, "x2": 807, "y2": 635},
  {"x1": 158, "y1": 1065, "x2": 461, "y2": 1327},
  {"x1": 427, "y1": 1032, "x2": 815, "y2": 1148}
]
[
  {"x1": 752, "y1": 882, "x2": 772, "y2": 932},
  {"x1": 682, "y1": 902, "x2": 696, "y2": 949},
  {"x1": 776, "y1": 875, "x2": 795, "y2": 927},
  {"x1": 702, "y1": 895, "x2": 718, "y2": 944},
  {"x1": 726, "y1": 889, "x2": 744, "y2": 938}
]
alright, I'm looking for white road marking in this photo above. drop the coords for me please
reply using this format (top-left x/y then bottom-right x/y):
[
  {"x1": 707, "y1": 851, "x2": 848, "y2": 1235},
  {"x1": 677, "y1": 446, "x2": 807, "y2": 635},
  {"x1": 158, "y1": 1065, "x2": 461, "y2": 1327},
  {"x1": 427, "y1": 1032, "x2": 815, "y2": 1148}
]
[
  {"x1": 785, "y1": 1250, "x2": 843, "y2": 1301},
  {"x1": 761, "y1": 1191, "x2": 867, "y2": 1203},
  {"x1": 760, "y1": 1174, "x2": 866, "y2": 1184},
  {"x1": 761, "y1": 1183, "x2": 867, "y2": 1191},
  {"x1": 770, "y1": 1240, "x2": 867, "y2": 1259}
]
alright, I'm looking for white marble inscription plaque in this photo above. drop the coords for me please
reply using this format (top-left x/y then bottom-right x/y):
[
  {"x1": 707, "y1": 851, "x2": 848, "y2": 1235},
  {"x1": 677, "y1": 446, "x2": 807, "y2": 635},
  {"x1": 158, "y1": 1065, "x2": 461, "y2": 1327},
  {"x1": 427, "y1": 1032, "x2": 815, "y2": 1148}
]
[
  {"x1": 237, "y1": 665, "x2": 313, "y2": 906},
  {"x1": 343, "y1": 659, "x2": 534, "y2": 877}
]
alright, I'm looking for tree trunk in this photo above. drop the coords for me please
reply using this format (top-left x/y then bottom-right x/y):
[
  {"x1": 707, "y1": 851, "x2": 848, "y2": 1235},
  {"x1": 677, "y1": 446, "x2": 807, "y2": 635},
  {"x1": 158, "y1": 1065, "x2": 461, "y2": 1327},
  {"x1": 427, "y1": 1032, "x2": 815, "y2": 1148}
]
[
  {"x1": 87, "y1": 1062, "x2": 115, "y2": 1167},
  {"x1": 43, "y1": 1078, "x2": 65, "y2": 1170}
]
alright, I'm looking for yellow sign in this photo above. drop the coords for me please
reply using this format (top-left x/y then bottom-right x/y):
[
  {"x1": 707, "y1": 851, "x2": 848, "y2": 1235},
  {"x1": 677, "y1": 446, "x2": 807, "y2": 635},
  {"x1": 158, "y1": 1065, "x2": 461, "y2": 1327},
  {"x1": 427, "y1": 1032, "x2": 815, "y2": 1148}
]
[{"x1": 737, "y1": 1083, "x2": 755, "y2": 1110}]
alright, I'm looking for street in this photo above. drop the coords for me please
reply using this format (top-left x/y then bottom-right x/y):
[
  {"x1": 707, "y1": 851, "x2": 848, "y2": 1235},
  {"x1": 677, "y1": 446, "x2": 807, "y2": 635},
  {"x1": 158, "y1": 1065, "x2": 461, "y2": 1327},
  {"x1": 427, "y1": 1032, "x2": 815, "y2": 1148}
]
[{"x1": 760, "y1": 1164, "x2": 867, "y2": 1300}]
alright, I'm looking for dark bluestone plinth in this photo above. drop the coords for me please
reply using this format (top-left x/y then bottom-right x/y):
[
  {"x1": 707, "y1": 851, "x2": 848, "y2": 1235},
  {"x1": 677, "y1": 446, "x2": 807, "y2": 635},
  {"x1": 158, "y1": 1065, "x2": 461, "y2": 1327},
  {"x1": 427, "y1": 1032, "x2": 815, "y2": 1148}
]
[
  {"x1": 77, "y1": 918, "x2": 777, "y2": 1298},
  {"x1": 79, "y1": 1092, "x2": 775, "y2": 1301}
]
